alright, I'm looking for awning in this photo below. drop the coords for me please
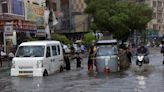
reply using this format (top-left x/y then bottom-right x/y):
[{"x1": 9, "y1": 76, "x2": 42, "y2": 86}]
[{"x1": 0, "y1": 19, "x2": 37, "y2": 32}]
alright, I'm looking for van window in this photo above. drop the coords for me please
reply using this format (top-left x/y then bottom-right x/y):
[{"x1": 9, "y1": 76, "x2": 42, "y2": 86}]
[
  {"x1": 16, "y1": 46, "x2": 45, "y2": 57},
  {"x1": 57, "y1": 45, "x2": 60, "y2": 55},
  {"x1": 96, "y1": 47, "x2": 117, "y2": 56},
  {"x1": 52, "y1": 46, "x2": 57, "y2": 56},
  {"x1": 46, "y1": 46, "x2": 51, "y2": 57}
]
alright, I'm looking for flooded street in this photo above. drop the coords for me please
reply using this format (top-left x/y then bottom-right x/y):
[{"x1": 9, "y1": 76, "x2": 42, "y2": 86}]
[{"x1": 0, "y1": 48, "x2": 164, "y2": 92}]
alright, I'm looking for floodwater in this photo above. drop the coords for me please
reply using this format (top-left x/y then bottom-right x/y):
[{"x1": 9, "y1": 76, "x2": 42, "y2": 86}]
[{"x1": 0, "y1": 48, "x2": 164, "y2": 92}]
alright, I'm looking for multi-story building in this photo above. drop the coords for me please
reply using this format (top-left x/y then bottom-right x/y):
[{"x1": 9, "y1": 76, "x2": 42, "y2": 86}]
[
  {"x1": 0, "y1": 0, "x2": 37, "y2": 52},
  {"x1": 46, "y1": 0, "x2": 70, "y2": 34},
  {"x1": 145, "y1": 0, "x2": 164, "y2": 36},
  {"x1": 49, "y1": 0, "x2": 89, "y2": 42},
  {"x1": 69, "y1": 0, "x2": 88, "y2": 41},
  {"x1": 24, "y1": 0, "x2": 46, "y2": 38}
]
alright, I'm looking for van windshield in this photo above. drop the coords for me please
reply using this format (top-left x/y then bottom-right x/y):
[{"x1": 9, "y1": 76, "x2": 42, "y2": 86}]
[
  {"x1": 96, "y1": 47, "x2": 117, "y2": 56},
  {"x1": 16, "y1": 46, "x2": 45, "y2": 57}
]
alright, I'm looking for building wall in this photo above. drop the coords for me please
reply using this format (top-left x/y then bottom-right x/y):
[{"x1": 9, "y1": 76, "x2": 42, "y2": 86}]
[
  {"x1": 74, "y1": 14, "x2": 88, "y2": 32},
  {"x1": 146, "y1": 0, "x2": 164, "y2": 35},
  {"x1": 0, "y1": 0, "x2": 38, "y2": 49},
  {"x1": 72, "y1": 0, "x2": 87, "y2": 13},
  {"x1": 71, "y1": 0, "x2": 88, "y2": 33},
  {"x1": 24, "y1": 0, "x2": 45, "y2": 27},
  {"x1": 60, "y1": 0, "x2": 69, "y2": 31}
]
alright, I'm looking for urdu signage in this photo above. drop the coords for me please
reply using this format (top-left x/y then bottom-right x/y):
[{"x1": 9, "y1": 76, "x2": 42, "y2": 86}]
[{"x1": 24, "y1": 1, "x2": 44, "y2": 27}]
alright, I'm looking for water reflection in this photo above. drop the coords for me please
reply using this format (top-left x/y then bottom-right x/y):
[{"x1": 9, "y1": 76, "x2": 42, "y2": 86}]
[
  {"x1": 10, "y1": 77, "x2": 44, "y2": 92},
  {"x1": 94, "y1": 71, "x2": 129, "y2": 79},
  {"x1": 134, "y1": 75, "x2": 146, "y2": 92}
]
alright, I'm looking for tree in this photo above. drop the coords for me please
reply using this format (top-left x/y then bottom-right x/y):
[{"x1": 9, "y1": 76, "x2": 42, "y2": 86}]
[
  {"x1": 85, "y1": 0, "x2": 153, "y2": 42},
  {"x1": 51, "y1": 34, "x2": 71, "y2": 45},
  {"x1": 83, "y1": 32, "x2": 96, "y2": 46},
  {"x1": 26, "y1": 37, "x2": 38, "y2": 41}
]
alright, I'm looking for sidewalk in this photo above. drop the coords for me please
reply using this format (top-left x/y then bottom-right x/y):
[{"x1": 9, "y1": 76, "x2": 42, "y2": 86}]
[{"x1": 0, "y1": 59, "x2": 10, "y2": 72}]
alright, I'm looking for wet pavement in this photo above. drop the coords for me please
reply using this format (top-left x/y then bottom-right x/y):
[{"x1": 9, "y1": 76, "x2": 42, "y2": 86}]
[{"x1": 0, "y1": 47, "x2": 164, "y2": 92}]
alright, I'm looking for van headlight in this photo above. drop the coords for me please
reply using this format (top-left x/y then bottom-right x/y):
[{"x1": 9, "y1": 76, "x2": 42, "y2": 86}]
[
  {"x1": 37, "y1": 60, "x2": 43, "y2": 68},
  {"x1": 11, "y1": 60, "x2": 15, "y2": 68}
]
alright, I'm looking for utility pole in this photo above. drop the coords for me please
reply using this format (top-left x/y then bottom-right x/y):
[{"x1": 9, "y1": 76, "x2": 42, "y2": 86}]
[{"x1": 69, "y1": 0, "x2": 72, "y2": 32}]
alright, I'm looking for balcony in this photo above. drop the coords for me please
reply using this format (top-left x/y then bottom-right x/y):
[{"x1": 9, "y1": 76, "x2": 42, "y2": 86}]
[{"x1": 0, "y1": 13, "x2": 24, "y2": 20}]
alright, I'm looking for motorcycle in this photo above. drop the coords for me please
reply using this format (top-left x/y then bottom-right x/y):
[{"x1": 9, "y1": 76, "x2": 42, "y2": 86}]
[{"x1": 136, "y1": 54, "x2": 149, "y2": 68}]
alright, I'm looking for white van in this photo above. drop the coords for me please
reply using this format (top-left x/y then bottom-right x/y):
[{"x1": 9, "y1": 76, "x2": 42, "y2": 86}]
[{"x1": 10, "y1": 41, "x2": 65, "y2": 77}]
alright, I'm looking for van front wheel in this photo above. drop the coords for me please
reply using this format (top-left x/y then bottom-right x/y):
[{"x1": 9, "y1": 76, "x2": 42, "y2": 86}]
[{"x1": 43, "y1": 70, "x2": 48, "y2": 76}]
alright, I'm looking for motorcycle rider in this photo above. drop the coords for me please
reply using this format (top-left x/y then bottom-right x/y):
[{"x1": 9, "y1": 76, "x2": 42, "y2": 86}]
[{"x1": 136, "y1": 42, "x2": 149, "y2": 64}]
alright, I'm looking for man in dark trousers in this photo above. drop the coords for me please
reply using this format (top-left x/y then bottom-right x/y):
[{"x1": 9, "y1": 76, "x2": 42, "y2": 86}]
[
  {"x1": 88, "y1": 55, "x2": 93, "y2": 71},
  {"x1": 64, "y1": 54, "x2": 71, "y2": 70},
  {"x1": 161, "y1": 40, "x2": 164, "y2": 65},
  {"x1": 76, "y1": 54, "x2": 82, "y2": 68},
  {"x1": 0, "y1": 49, "x2": 1, "y2": 67},
  {"x1": 127, "y1": 45, "x2": 132, "y2": 64}
]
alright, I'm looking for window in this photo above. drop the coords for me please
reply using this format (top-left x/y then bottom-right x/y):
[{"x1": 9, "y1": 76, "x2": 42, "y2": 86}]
[
  {"x1": 52, "y1": 46, "x2": 57, "y2": 56},
  {"x1": 157, "y1": 19, "x2": 163, "y2": 23},
  {"x1": 2, "y1": 3, "x2": 8, "y2": 13},
  {"x1": 16, "y1": 46, "x2": 45, "y2": 57},
  {"x1": 153, "y1": 24, "x2": 158, "y2": 30},
  {"x1": 12, "y1": 0, "x2": 24, "y2": 15},
  {"x1": 46, "y1": 46, "x2": 51, "y2": 57},
  {"x1": 157, "y1": 1, "x2": 162, "y2": 8},
  {"x1": 153, "y1": 12, "x2": 156, "y2": 19},
  {"x1": 152, "y1": 1, "x2": 156, "y2": 7},
  {"x1": 57, "y1": 45, "x2": 60, "y2": 55},
  {"x1": 157, "y1": 13, "x2": 162, "y2": 19},
  {"x1": 96, "y1": 47, "x2": 117, "y2": 56}
]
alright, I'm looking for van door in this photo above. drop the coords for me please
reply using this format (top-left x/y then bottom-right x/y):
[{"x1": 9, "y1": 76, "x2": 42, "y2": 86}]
[
  {"x1": 51, "y1": 45, "x2": 58, "y2": 72},
  {"x1": 57, "y1": 44, "x2": 64, "y2": 69},
  {"x1": 56, "y1": 45, "x2": 63, "y2": 70},
  {"x1": 45, "y1": 46, "x2": 53, "y2": 74}
]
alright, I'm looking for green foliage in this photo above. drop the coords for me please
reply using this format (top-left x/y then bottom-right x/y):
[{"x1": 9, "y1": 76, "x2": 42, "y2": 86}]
[
  {"x1": 52, "y1": 34, "x2": 71, "y2": 45},
  {"x1": 85, "y1": 0, "x2": 153, "y2": 41},
  {"x1": 26, "y1": 37, "x2": 38, "y2": 41},
  {"x1": 83, "y1": 32, "x2": 96, "y2": 46}
]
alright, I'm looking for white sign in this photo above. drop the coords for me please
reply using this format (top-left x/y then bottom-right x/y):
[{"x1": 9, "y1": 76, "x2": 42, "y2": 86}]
[
  {"x1": 4, "y1": 22, "x2": 13, "y2": 36},
  {"x1": 4, "y1": 26, "x2": 13, "y2": 35}
]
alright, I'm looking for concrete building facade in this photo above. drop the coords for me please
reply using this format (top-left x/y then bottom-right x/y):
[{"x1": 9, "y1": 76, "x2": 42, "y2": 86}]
[
  {"x1": 145, "y1": 0, "x2": 164, "y2": 36},
  {"x1": 69, "y1": 0, "x2": 89, "y2": 41},
  {"x1": 0, "y1": 0, "x2": 44, "y2": 52}
]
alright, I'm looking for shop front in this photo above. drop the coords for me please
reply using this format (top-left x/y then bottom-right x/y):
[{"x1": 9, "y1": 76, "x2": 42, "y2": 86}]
[{"x1": 0, "y1": 20, "x2": 37, "y2": 53}]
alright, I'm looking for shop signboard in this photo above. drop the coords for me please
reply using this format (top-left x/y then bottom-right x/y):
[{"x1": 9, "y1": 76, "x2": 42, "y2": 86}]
[
  {"x1": 4, "y1": 22, "x2": 13, "y2": 37},
  {"x1": 3, "y1": 22, "x2": 14, "y2": 53},
  {"x1": 36, "y1": 29, "x2": 46, "y2": 37},
  {"x1": 24, "y1": 0, "x2": 45, "y2": 27}
]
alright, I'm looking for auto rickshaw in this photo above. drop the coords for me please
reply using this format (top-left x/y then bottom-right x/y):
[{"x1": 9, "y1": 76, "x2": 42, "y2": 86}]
[{"x1": 95, "y1": 40, "x2": 119, "y2": 73}]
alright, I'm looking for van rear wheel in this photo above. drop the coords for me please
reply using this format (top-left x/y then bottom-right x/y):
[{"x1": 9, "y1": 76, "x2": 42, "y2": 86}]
[{"x1": 43, "y1": 70, "x2": 48, "y2": 76}]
